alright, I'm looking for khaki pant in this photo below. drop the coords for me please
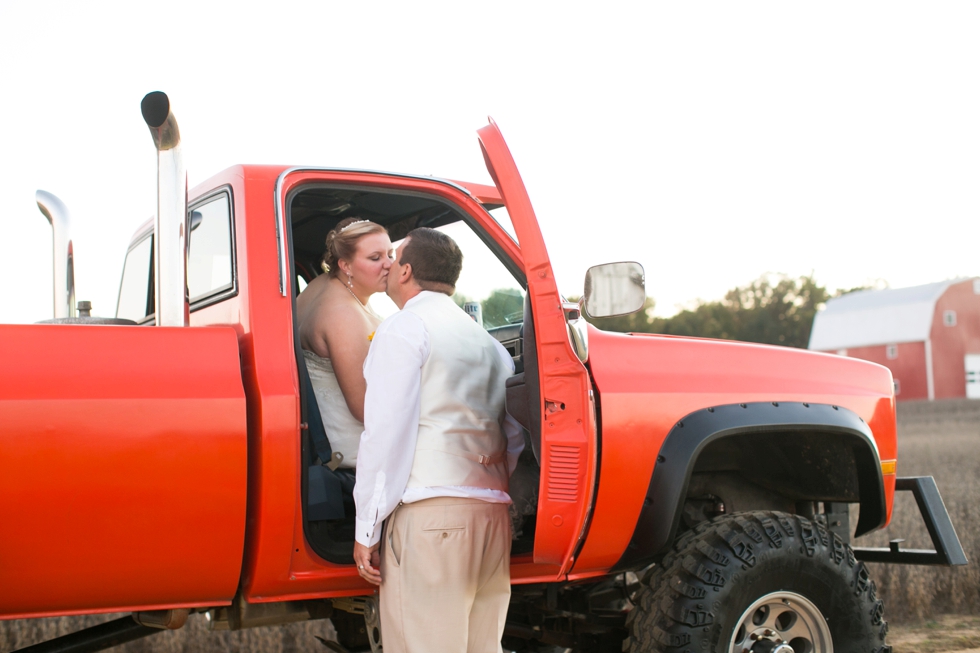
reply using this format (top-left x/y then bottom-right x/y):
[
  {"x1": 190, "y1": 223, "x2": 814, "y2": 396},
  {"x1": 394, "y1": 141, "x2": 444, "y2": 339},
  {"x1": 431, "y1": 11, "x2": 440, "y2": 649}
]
[{"x1": 379, "y1": 497, "x2": 511, "y2": 653}]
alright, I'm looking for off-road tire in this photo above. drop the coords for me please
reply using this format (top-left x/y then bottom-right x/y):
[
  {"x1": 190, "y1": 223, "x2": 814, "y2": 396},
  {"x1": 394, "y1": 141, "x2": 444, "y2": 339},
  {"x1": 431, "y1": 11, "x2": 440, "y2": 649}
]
[{"x1": 625, "y1": 511, "x2": 890, "y2": 653}]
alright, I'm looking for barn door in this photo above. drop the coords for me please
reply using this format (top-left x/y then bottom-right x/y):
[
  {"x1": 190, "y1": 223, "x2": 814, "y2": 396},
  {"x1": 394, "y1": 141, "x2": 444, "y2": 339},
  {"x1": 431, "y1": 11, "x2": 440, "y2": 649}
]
[
  {"x1": 965, "y1": 354, "x2": 980, "y2": 398},
  {"x1": 477, "y1": 120, "x2": 596, "y2": 573}
]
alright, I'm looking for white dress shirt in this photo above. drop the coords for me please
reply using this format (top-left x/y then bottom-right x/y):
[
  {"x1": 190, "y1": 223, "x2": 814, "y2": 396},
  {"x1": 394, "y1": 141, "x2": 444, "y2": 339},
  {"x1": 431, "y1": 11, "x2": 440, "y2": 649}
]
[{"x1": 354, "y1": 291, "x2": 525, "y2": 547}]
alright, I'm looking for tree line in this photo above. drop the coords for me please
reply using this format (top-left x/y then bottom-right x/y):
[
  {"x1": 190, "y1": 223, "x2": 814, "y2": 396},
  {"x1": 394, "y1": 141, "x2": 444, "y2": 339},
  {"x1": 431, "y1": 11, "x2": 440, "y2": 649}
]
[
  {"x1": 583, "y1": 274, "x2": 870, "y2": 349},
  {"x1": 459, "y1": 274, "x2": 872, "y2": 350}
]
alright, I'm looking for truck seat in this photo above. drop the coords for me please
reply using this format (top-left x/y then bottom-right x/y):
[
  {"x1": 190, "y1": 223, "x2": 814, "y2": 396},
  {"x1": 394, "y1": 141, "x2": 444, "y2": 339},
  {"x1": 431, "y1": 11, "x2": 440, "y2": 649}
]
[{"x1": 302, "y1": 364, "x2": 356, "y2": 522}]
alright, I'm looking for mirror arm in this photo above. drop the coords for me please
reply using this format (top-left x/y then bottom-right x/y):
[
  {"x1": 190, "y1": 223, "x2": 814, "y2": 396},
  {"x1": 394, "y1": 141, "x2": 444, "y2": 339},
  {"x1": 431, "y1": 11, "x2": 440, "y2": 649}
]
[
  {"x1": 562, "y1": 301, "x2": 582, "y2": 323},
  {"x1": 563, "y1": 301, "x2": 589, "y2": 363}
]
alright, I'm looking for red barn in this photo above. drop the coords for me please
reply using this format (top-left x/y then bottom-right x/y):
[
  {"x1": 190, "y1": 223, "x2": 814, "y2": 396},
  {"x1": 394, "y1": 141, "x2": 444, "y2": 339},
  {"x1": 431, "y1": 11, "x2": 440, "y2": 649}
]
[{"x1": 808, "y1": 278, "x2": 980, "y2": 401}]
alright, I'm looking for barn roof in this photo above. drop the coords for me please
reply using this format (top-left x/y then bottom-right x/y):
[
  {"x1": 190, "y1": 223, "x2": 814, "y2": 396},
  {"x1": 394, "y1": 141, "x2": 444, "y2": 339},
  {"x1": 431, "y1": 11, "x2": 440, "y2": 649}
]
[{"x1": 808, "y1": 279, "x2": 968, "y2": 350}]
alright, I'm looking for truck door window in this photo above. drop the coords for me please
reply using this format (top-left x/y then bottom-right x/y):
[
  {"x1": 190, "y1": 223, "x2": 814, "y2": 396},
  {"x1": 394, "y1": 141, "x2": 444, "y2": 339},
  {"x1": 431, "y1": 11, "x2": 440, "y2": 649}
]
[
  {"x1": 187, "y1": 192, "x2": 235, "y2": 304},
  {"x1": 116, "y1": 235, "x2": 152, "y2": 321},
  {"x1": 435, "y1": 221, "x2": 525, "y2": 330}
]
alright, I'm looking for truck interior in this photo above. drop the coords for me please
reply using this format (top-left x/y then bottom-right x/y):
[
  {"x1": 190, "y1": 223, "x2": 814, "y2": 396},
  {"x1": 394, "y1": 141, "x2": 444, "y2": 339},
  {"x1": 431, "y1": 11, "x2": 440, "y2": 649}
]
[{"x1": 286, "y1": 182, "x2": 541, "y2": 565}]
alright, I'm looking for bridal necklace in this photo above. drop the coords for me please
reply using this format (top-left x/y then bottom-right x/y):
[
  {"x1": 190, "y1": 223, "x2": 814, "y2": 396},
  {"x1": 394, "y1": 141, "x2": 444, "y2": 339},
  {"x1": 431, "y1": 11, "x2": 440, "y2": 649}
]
[{"x1": 341, "y1": 275, "x2": 372, "y2": 314}]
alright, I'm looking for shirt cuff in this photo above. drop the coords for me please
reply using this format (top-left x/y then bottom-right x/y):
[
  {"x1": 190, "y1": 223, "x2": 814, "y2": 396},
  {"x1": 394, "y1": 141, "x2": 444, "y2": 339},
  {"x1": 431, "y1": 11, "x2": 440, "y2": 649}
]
[{"x1": 355, "y1": 518, "x2": 382, "y2": 547}]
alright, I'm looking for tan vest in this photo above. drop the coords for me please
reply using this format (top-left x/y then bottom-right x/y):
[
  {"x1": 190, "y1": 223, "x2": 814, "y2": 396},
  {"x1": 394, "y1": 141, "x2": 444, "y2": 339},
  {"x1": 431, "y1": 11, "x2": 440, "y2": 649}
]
[{"x1": 404, "y1": 292, "x2": 511, "y2": 492}]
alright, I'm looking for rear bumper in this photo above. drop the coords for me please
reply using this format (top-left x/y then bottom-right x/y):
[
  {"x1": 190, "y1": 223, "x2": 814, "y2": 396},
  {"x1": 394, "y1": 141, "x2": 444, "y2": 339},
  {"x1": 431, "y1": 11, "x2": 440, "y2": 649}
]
[{"x1": 853, "y1": 476, "x2": 967, "y2": 566}]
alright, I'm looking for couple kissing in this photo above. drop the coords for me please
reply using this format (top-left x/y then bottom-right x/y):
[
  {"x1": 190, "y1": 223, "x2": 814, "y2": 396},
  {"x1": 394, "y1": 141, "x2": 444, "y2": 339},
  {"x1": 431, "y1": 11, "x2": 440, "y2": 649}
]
[{"x1": 297, "y1": 219, "x2": 522, "y2": 652}]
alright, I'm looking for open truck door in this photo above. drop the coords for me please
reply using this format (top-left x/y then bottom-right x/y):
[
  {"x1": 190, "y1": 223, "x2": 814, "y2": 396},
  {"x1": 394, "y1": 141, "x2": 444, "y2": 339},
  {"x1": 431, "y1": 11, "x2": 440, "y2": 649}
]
[{"x1": 477, "y1": 120, "x2": 597, "y2": 574}]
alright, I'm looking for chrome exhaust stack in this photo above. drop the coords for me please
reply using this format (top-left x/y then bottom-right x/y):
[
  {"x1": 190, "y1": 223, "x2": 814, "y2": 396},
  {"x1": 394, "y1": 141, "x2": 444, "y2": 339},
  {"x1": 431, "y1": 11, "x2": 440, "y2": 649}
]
[
  {"x1": 141, "y1": 91, "x2": 188, "y2": 327},
  {"x1": 36, "y1": 190, "x2": 76, "y2": 319}
]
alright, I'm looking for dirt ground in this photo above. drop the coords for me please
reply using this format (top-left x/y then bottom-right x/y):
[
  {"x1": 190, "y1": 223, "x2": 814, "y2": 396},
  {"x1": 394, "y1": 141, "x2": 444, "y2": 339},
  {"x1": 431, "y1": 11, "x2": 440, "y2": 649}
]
[{"x1": 889, "y1": 615, "x2": 980, "y2": 652}]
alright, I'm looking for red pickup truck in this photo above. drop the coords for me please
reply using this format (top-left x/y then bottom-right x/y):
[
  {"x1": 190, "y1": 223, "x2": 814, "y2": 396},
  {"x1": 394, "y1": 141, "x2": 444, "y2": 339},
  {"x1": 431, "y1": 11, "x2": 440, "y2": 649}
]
[{"x1": 1, "y1": 92, "x2": 965, "y2": 653}]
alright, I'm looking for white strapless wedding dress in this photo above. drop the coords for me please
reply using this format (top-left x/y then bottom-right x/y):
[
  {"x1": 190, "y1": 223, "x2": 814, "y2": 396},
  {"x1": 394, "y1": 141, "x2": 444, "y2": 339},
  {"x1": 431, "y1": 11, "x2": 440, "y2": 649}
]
[{"x1": 303, "y1": 349, "x2": 363, "y2": 468}]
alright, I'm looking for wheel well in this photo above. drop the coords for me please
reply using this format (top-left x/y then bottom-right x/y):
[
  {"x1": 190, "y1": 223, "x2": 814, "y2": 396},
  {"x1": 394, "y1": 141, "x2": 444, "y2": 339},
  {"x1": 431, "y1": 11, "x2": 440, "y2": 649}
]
[
  {"x1": 614, "y1": 402, "x2": 887, "y2": 570},
  {"x1": 690, "y1": 429, "x2": 863, "y2": 501},
  {"x1": 683, "y1": 430, "x2": 881, "y2": 539}
]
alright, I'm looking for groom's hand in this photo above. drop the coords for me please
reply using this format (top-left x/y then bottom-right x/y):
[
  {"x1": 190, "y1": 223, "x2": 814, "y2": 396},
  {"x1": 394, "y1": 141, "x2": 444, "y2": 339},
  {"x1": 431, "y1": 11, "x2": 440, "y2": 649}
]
[{"x1": 354, "y1": 541, "x2": 382, "y2": 585}]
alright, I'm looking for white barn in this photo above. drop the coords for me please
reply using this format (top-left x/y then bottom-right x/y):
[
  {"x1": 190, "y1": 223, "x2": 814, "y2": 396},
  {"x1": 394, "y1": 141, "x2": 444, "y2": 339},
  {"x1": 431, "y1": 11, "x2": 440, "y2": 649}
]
[{"x1": 809, "y1": 278, "x2": 980, "y2": 401}]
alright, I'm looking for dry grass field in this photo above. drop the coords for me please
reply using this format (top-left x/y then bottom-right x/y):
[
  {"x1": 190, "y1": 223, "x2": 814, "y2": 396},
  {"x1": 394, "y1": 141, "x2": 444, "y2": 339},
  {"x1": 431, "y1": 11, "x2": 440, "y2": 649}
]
[
  {"x1": 1, "y1": 399, "x2": 977, "y2": 652},
  {"x1": 857, "y1": 399, "x2": 980, "y2": 624}
]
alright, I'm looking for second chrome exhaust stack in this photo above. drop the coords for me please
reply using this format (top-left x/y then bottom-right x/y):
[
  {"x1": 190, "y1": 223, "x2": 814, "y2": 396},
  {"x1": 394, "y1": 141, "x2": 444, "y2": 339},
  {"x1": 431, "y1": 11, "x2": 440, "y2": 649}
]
[
  {"x1": 36, "y1": 190, "x2": 76, "y2": 319},
  {"x1": 141, "y1": 91, "x2": 188, "y2": 327}
]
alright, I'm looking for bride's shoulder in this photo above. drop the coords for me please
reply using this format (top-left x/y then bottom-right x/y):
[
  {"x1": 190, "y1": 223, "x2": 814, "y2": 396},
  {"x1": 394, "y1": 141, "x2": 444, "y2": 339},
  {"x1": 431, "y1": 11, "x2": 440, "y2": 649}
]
[{"x1": 302, "y1": 286, "x2": 353, "y2": 326}]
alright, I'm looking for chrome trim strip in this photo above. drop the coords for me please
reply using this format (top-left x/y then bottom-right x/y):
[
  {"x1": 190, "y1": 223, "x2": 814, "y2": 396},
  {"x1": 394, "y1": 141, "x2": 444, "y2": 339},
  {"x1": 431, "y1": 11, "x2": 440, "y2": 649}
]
[
  {"x1": 273, "y1": 167, "x2": 477, "y2": 297},
  {"x1": 35, "y1": 190, "x2": 76, "y2": 319}
]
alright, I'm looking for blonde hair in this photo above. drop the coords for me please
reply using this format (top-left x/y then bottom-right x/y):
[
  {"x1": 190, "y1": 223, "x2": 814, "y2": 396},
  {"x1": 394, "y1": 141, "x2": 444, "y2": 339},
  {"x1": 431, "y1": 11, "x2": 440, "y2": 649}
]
[{"x1": 322, "y1": 218, "x2": 387, "y2": 278}]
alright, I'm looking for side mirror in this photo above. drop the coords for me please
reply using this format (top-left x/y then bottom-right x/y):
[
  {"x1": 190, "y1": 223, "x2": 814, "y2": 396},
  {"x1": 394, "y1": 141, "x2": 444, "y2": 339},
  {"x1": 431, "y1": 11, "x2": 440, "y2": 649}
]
[{"x1": 583, "y1": 261, "x2": 645, "y2": 318}]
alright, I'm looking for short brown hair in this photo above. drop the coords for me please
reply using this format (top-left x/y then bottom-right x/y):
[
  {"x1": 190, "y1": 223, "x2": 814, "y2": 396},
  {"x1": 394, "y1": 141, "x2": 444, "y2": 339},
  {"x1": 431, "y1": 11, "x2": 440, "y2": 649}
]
[
  {"x1": 322, "y1": 218, "x2": 387, "y2": 278},
  {"x1": 399, "y1": 228, "x2": 463, "y2": 291}
]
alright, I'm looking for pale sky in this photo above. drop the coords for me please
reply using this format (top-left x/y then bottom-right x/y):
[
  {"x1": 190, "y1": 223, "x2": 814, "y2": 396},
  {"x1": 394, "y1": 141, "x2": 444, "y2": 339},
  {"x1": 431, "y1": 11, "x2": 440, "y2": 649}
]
[{"x1": 2, "y1": 2, "x2": 980, "y2": 323}]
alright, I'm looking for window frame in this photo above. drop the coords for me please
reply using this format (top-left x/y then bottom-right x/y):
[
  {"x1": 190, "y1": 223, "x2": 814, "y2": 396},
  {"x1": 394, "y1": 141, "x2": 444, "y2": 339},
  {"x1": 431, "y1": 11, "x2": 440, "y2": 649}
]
[
  {"x1": 115, "y1": 186, "x2": 239, "y2": 325},
  {"x1": 187, "y1": 185, "x2": 239, "y2": 311},
  {"x1": 115, "y1": 230, "x2": 155, "y2": 324}
]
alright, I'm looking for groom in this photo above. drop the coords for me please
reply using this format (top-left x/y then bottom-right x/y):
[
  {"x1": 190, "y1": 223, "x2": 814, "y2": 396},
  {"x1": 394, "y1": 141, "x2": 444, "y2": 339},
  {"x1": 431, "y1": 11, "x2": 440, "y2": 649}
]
[{"x1": 352, "y1": 227, "x2": 523, "y2": 653}]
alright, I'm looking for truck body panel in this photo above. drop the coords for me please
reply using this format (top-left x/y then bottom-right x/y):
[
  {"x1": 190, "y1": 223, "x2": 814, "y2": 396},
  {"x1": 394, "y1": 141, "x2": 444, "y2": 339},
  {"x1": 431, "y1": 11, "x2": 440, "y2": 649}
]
[
  {"x1": 201, "y1": 165, "x2": 302, "y2": 602},
  {"x1": 0, "y1": 324, "x2": 247, "y2": 618},
  {"x1": 572, "y1": 327, "x2": 897, "y2": 572}
]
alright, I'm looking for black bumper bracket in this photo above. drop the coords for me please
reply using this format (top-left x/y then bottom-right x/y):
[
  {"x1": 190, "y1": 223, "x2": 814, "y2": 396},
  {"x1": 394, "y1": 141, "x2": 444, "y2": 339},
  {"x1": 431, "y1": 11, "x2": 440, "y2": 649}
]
[
  {"x1": 12, "y1": 616, "x2": 161, "y2": 653},
  {"x1": 853, "y1": 476, "x2": 967, "y2": 566}
]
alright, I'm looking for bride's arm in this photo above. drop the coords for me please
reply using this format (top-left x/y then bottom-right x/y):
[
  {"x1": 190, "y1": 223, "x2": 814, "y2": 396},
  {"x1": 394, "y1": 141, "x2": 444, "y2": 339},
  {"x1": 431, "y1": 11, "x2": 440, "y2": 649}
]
[{"x1": 321, "y1": 303, "x2": 373, "y2": 423}]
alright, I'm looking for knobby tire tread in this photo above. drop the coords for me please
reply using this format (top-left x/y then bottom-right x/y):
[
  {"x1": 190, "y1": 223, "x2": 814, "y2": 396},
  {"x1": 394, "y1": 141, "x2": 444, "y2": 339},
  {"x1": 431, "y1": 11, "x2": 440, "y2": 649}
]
[{"x1": 625, "y1": 510, "x2": 890, "y2": 653}]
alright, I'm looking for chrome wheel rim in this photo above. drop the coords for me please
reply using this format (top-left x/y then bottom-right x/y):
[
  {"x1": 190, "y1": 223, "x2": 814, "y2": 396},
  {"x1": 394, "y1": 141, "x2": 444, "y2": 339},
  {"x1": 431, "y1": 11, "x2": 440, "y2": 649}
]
[{"x1": 729, "y1": 591, "x2": 832, "y2": 653}]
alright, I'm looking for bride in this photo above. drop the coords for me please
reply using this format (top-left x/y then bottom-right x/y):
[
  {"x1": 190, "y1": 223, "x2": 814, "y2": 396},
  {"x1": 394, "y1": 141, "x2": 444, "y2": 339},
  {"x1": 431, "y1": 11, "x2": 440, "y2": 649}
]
[{"x1": 296, "y1": 218, "x2": 393, "y2": 468}]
